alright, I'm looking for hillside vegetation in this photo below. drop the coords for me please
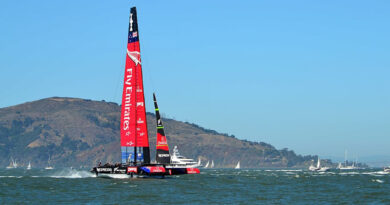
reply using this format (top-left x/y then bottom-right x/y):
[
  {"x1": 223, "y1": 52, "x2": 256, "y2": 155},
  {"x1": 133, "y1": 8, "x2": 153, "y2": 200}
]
[{"x1": 0, "y1": 97, "x2": 320, "y2": 168}]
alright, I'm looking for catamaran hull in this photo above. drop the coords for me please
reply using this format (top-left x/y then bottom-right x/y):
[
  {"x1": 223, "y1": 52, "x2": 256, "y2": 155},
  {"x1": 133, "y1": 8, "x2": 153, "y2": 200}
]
[
  {"x1": 91, "y1": 165, "x2": 168, "y2": 177},
  {"x1": 91, "y1": 165, "x2": 200, "y2": 177},
  {"x1": 166, "y1": 167, "x2": 200, "y2": 175}
]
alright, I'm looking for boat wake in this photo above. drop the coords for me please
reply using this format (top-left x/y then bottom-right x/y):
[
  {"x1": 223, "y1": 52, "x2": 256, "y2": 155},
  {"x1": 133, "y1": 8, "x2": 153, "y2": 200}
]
[
  {"x1": 49, "y1": 169, "x2": 96, "y2": 178},
  {"x1": 96, "y1": 174, "x2": 131, "y2": 179}
]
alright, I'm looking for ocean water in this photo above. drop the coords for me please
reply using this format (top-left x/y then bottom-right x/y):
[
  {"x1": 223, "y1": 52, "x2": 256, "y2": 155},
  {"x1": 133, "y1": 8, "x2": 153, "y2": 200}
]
[{"x1": 0, "y1": 168, "x2": 389, "y2": 204}]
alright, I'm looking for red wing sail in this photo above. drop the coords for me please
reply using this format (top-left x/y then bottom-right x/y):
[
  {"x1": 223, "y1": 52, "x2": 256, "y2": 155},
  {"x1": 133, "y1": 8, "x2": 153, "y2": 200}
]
[
  {"x1": 121, "y1": 7, "x2": 150, "y2": 164},
  {"x1": 153, "y1": 93, "x2": 171, "y2": 164}
]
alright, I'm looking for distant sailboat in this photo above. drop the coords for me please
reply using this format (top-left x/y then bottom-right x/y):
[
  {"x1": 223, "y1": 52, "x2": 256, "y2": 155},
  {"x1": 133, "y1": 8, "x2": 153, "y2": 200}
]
[
  {"x1": 338, "y1": 150, "x2": 355, "y2": 170},
  {"x1": 210, "y1": 160, "x2": 214, "y2": 168},
  {"x1": 235, "y1": 161, "x2": 240, "y2": 169},
  {"x1": 45, "y1": 156, "x2": 54, "y2": 170},
  {"x1": 309, "y1": 157, "x2": 330, "y2": 172},
  {"x1": 197, "y1": 158, "x2": 201, "y2": 167},
  {"x1": 27, "y1": 161, "x2": 31, "y2": 170},
  {"x1": 204, "y1": 161, "x2": 209, "y2": 168},
  {"x1": 6, "y1": 157, "x2": 17, "y2": 169}
]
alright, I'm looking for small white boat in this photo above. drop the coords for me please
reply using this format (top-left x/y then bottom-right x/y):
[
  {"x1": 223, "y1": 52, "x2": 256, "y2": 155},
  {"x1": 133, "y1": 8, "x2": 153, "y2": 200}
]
[
  {"x1": 308, "y1": 160, "x2": 319, "y2": 171},
  {"x1": 197, "y1": 158, "x2": 201, "y2": 167},
  {"x1": 318, "y1": 167, "x2": 330, "y2": 172},
  {"x1": 27, "y1": 161, "x2": 31, "y2": 170},
  {"x1": 339, "y1": 165, "x2": 355, "y2": 170},
  {"x1": 204, "y1": 161, "x2": 209, "y2": 168},
  {"x1": 338, "y1": 150, "x2": 358, "y2": 170},
  {"x1": 210, "y1": 160, "x2": 214, "y2": 168},
  {"x1": 45, "y1": 156, "x2": 54, "y2": 170},
  {"x1": 235, "y1": 161, "x2": 240, "y2": 169},
  {"x1": 309, "y1": 157, "x2": 329, "y2": 172}
]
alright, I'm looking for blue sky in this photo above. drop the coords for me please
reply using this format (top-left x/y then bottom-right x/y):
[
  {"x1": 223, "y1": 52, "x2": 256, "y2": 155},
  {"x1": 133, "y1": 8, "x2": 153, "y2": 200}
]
[{"x1": 1, "y1": 0, "x2": 389, "y2": 161}]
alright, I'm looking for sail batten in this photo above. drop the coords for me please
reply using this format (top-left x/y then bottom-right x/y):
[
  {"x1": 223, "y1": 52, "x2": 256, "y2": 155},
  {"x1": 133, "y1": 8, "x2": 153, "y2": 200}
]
[{"x1": 120, "y1": 7, "x2": 150, "y2": 164}]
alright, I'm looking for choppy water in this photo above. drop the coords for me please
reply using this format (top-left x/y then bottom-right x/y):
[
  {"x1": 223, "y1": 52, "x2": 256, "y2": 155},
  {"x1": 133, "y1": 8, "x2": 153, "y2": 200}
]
[{"x1": 0, "y1": 168, "x2": 389, "y2": 204}]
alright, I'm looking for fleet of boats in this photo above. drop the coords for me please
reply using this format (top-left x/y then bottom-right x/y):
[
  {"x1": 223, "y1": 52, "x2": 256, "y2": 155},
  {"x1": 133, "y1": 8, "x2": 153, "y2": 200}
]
[{"x1": 6, "y1": 157, "x2": 18, "y2": 169}]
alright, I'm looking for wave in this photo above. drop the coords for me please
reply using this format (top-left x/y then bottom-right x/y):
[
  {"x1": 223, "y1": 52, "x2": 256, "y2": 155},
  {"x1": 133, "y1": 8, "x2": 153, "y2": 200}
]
[
  {"x1": 372, "y1": 179, "x2": 384, "y2": 183},
  {"x1": 0, "y1": 176, "x2": 23, "y2": 178},
  {"x1": 265, "y1": 169, "x2": 303, "y2": 172}
]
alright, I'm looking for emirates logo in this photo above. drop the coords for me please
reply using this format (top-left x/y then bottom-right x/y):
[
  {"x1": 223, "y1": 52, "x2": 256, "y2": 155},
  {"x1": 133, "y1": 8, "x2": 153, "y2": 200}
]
[{"x1": 127, "y1": 50, "x2": 141, "y2": 66}]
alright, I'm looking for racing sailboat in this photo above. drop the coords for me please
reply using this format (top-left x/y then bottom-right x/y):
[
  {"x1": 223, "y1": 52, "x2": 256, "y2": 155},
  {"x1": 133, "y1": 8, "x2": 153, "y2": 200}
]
[
  {"x1": 90, "y1": 7, "x2": 198, "y2": 177},
  {"x1": 91, "y1": 7, "x2": 166, "y2": 177}
]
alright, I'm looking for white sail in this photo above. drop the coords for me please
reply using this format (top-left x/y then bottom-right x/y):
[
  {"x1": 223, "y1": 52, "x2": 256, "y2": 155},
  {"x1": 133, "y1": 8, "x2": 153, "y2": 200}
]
[
  {"x1": 338, "y1": 150, "x2": 357, "y2": 170},
  {"x1": 316, "y1": 157, "x2": 321, "y2": 169},
  {"x1": 309, "y1": 157, "x2": 329, "y2": 172},
  {"x1": 9, "y1": 158, "x2": 17, "y2": 168},
  {"x1": 27, "y1": 162, "x2": 31, "y2": 170},
  {"x1": 204, "y1": 161, "x2": 209, "y2": 168},
  {"x1": 6, "y1": 157, "x2": 15, "y2": 169},
  {"x1": 197, "y1": 158, "x2": 201, "y2": 166},
  {"x1": 210, "y1": 160, "x2": 214, "y2": 168},
  {"x1": 235, "y1": 161, "x2": 240, "y2": 169}
]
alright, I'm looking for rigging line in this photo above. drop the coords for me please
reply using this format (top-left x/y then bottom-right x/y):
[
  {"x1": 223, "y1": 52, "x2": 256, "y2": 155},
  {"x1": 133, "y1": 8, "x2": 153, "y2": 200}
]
[
  {"x1": 112, "y1": 61, "x2": 125, "y2": 104},
  {"x1": 139, "y1": 36, "x2": 156, "y2": 95},
  {"x1": 142, "y1": 57, "x2": 158, "y2": 116}
]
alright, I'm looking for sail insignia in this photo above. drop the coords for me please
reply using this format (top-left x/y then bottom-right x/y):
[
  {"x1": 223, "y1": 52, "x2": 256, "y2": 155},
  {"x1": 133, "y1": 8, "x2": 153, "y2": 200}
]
[{"x1": 127, "y1": 50, "x2": 141, "y2": 65}]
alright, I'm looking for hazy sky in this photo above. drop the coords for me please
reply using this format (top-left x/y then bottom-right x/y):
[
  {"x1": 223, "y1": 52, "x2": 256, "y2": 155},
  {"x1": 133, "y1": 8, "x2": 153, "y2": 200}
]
[{"x1": 1, "y1": 0, "x2": 389, "y2": 159}]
